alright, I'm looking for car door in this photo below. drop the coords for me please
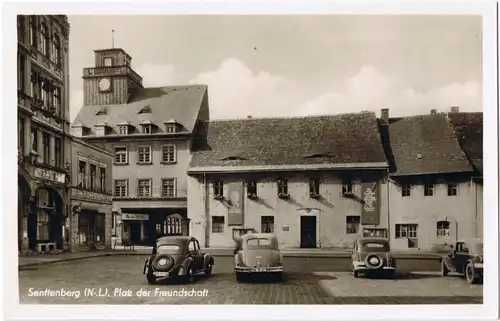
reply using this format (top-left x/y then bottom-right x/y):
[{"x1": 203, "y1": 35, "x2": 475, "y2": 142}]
[
  {"x1": 454, "y1": 242, "x2": 469, "y2": 273},
  {"x1": 194, "y1": 239, "x2": 206, "y2": 270},
  {"x1": 187, "y1": 240, "x2": 202, "y2": 272}
]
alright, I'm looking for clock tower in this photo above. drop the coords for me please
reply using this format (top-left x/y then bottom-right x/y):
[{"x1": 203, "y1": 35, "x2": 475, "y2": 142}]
[{"x1": 82, "y1": 48, "x2": 143, "y2": 106}]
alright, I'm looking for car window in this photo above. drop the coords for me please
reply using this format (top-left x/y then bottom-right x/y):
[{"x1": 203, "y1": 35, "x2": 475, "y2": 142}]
[
  {"x1": 461, "y1": 244, "x2": 469, "y2": 252},
  {"x1": 188, "y1": 241, "x2": 196, "y2": 252},
  {"x1": 157, "y1": 244, "x2": 181, "y2": 253},
  {"x1": 194, "y1": 239, "x2": 200, "y2": 250},
  {"x1": 360, "y1": 242, "x2": 389, "y2": 252},
  {"x1": 246, "y1": 238, "x2": 276, "y2": 249}
]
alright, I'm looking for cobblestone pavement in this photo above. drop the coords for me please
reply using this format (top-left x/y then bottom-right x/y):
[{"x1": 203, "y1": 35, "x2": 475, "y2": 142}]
[{"x1": 19, "y1": 256, "x2": 482, "y2": 304}]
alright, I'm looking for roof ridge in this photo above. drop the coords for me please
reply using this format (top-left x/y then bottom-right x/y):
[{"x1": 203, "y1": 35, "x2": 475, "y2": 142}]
[{"x1": 208, "y1": 112, "x2": 376, "y2": 123}]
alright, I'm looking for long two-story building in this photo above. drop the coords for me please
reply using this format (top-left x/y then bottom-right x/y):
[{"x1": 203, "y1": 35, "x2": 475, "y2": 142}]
[
  {"x1": 72, "y1": 48, "x2": 210, "y2": 246},
  {"x1": 380, "y1": 107, "x2": 483, "y2": 251},
  {"x1": 187, "y1": 113, "x2": 390, "y2": 249}
]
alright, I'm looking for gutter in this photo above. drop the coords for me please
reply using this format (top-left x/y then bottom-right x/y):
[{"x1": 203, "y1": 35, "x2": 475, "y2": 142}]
[{"x1": 204, "y1": 174, "x2": 210, "y2": 248}]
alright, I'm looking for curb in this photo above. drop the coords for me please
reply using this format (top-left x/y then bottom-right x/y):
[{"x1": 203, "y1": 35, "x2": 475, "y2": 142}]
[{"x1": 18, "y1": 252, "x2": 150, "y2": 269}]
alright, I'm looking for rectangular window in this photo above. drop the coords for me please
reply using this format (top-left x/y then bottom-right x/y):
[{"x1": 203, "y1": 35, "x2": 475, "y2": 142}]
[
  {"x1": 447, "y1": 183, "x2": 458, "y2": 196},
  {"x1": 342, "y1": 179, "x2": 353, "y2": 196},
  {"x1": 211, "y1": 216, "x2": 225, "y2": 233},
  {"x1": 29, "y1": 16, "x2": 36, "y2": 47},
  {"x1": 31, "y1": 127, "x2": 38, "y2": 152},
  {"x1": 165, "y1": 124, "x2": 176, "y2": 133},
  {"x1": 41, "y1": 78, "x2": 50, "y2": 109},
  {"x1": 90, "y1": 164, "x2": 97, "y2": 190},
  {"x1": 103, "y1": 57, "x2": 112, "y2": 66},
  {"x1": 78, "y1": 161, "x2": 86, "y2": 189},
  {"x1": 118, "y1": 125, "x2": 128, "y2": 135},
  {"x1": 42, "y1": 132, "x2": 50, "y2": 164},
  {"x1": 18, "y1": 53, "x2": 25, "y2": 92},
  {"x1": 213, "y1": 180, "x2": 223, "y2": 197},
  {"x1": 142, "y1": 125, "x2": 151, "y2": 134},
  {"x1": 309, "y1": 178, "x2": 320, "y2": 195},
  {"x1": 346, "y1": 215, "x2": 360, "y2": 234},
  {"x1": 100, "y1": 168, "x2": 106, "y2": 193},
  {"x1": 161, "y1": 144, "x2": 176, "y2": 163},
  {"x1": 137, "y1": 146, "x2": 151, "y2": 164},
  {"x1": 402, "y1": 183, "x2": 411, "y2": 197},
  {"x1": 54, "y1": 137, "x2": 62, "y2": 168},
  {"x1": 114, "y1": 179, "x2": 128, "y2": 197},
  {"x1": 137, "y1": 178, "x2": 151, "y2": 197},
  {"x1": 162, "y1": 178, "x2": 176, "y2": 198},
  {"x1": 436, "y1": 221, "x2": 451, "y2": 237},
  {"x1": 424, "y1": 183, "x2": 434, "y2": 196},
  {"x1": 114, "y1": 146, "x2": 128, "y2": 164},
  {"x1": 277, "y1": 178, "x2": 288, "y2": 195},
  {"x1": 395, "y1": 224, "x2": 418, "y2": 239},
  {"x1": 52, "y1": 86, "x2": 61, "y2": 116},
  {"x1": 95, "y1": 126, "x2": 105, "y2": 136},
  {"x1": 30, "y1": 68, "x2": 41, "y2": 100},
  {"x1": 261, "y1": 216, "x2": 274, "y2": 233},
  {"x1": 19, "y1": 117, "x2": 25, "y2": 154},
  {"x1": 247, "y1": 180, "x2": 257, "y2": 195}
]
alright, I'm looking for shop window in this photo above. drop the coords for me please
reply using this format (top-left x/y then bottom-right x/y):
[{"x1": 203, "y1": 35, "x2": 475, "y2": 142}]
[
  {"x1": 261, "y1": 216, "x2": 274, "y2": 233},
  {"x1": 211, "y1": 216, "x2": 224, "y2": 233},
  {"x1": 436, "y1": 220, "x2": 451, "y2": 237},
  {"x1": 346, "y1": 215, "x2": 360, "y2": 234}
]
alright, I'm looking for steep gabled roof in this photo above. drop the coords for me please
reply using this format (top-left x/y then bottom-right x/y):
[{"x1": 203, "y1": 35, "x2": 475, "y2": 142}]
[
  {"x1": 189, "y1": 112, "x2": 388, "y2": 171},
  {"x1": 73, "y1": 85, "x2": 207, "y2": 136},
  {"x1": 384, "y1": 113, "x2": 473, "y2": 176},
  {"x1": 448, "y1": 112, "x2": 483, "y2": 175}
]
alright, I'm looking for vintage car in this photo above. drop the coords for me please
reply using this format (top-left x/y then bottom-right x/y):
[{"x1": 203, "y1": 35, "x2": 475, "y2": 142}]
[
  {"x1": 234, "y1": 233, "x2": 284, "y2": 281},
  {"x1": 143, "y1": 236, "x2": 214, "y2": 284},
  {"x1": 441, "y1": 239, "x2": 483, "y2": 284},
  {"x1": 351, "y1": 237, "x2": 396, "y2": 278}
]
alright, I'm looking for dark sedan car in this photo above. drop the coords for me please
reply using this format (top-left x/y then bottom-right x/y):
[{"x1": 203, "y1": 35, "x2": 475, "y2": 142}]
[
  {"x1": 143, "y1": 236, "x2": 214, "y2": 284},
  {"x1": 351, "y1": 237, "x2": 396, "y2": 278},
  {"x1": 441, "y1": 239, "x2": 483, "y2": 284},
  {"x1": 234, "y1": 233, "x2": 284, "y2": 282}
]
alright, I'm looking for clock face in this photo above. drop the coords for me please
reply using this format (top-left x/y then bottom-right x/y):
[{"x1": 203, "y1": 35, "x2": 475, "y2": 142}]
[{"x1": 98, "y1": 78, "x2": 111, "y2": 91}]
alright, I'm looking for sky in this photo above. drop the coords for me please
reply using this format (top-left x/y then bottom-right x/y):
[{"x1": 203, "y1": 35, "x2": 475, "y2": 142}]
[{"x1": 68, "y1": 15, "x2": 482, "y2": 122}]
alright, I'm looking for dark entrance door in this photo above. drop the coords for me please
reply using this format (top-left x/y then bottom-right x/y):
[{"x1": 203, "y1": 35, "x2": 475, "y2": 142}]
[
  {"x1": 27, "y1": 212, "x2": 37, "y2": 250},
  {"x1": 130, "y1": 222, "x2": 141, "y2": 244},
  {"x1": 300, "y1": 216, "x2": 317, "y2": 248}
]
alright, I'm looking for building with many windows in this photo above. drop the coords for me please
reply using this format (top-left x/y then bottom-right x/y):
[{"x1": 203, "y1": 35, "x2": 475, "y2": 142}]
[
  {"x1": 187, "y1": 113, "x2": 390, "y2": 248},
  {"x1": 17, "y1": 15, "x2": 71, "y2": 254},
  {"x1": 380, "y1": 107, "x2": 483, "y2": 251},
  {"x1": 72, "y1": 48, "x2": 210, "y2": 246},
  {"x1": 68, "y1": 137, "x2": 113, "y2": 250}
]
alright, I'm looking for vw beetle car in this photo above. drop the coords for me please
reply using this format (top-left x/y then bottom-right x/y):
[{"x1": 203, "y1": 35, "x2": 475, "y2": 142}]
[
  {"x1": 441, "y1": 238, "x2": 483, "y2": 284},
  {"x1": 234, "y1": 233, "x2": 284, "y2": 281},
  {"x1": 143, "y1": 236, "x2": 214, "y2": 284},
  {"x1": 351, "y1": 237, "x2": 396, "y2": 278}
]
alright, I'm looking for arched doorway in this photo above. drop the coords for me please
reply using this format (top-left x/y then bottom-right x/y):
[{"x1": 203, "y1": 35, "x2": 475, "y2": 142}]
[
  {"x1": 28, "y1": 184, "x2": 64, "y2": 251},
  {"x1": 18, "y1": 173, "x2": 31, "y2": 253}
]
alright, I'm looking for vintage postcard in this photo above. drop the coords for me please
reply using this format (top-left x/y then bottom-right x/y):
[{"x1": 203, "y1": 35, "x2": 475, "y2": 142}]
[{"x1": 3, "y1": 1, "x2": 498, "y2": 320}]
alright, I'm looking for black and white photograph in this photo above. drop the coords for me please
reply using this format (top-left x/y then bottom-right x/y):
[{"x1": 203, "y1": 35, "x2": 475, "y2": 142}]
[{"x1": 2, "y1": 1, "x2": 498, "y2": 320}]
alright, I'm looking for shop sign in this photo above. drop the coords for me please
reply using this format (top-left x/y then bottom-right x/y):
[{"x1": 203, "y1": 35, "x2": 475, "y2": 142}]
[
  {"x1": 121, "y1": 213, "x2": 149, "y2": 221},
  {"x1": 34, "y1": 167, "x2": 65, "y2": 184},
  {"x1": 71, "y1": 188, "x2": 112, "y2": 202}
]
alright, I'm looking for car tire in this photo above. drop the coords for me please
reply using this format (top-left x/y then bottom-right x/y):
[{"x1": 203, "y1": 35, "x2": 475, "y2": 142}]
[
  {"x1": 205, "y1": 263, "x2": 213, "y2": 277},
  {"x1": 353, "y1": 270, "x2": 359, "y2": 278},
  {"x1": 441, "y1": 260, "x2": 449, "y2": 277},
  {"x1": 146, "y1": 268, "x2": 157, "y2": 285},
  {"x1": 465, "y1": 263, "x2": 477, "y2": 284}
]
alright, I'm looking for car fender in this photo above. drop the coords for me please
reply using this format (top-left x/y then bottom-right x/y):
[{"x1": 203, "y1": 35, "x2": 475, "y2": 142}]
[
  {"x1": 442, "y1": 255, "x2": 455, "y2": 271},
  {"x1": 203, "y1": 253, "x2": 213, "y2": 268},
  {"x1": 143, "y1": 256, "x2": 153, "y2": 274},
  {"x1": 179, "y1": 256, "x2": 194, "y2": 276}
]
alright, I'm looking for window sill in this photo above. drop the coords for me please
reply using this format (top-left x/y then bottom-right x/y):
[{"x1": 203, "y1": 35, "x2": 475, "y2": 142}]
[
  {"x1": 113, "y1": 162, "x2": 129, "y2": 166},
  {"x1": 161, "y1": 161, "x2": 177, "y2": 165},
  {"x1": 136, "y1": 162, "x2": 153, "y2": 165}
]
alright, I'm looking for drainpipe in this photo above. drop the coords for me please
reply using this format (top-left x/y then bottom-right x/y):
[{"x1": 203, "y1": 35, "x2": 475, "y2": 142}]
[
  {"x1": 474, "y1": 178, "x2": 478, "y2": 238},
  {"x1": 386, "y1": 170, "x2": 390, "y2": 241},
  {"x1": 204, "y1": 174, "x2": 210, "y2": 248}
]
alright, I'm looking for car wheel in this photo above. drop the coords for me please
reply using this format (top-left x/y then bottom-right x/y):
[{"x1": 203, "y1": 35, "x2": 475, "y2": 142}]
[
  {"x1": 441, "y1": 260, "x2": 449, "y2": 277},
  {"x1": 205, "y1": 263, "x2": 213, "y2": 277},
  {"x1": 185, "y1": 265, "x2": 197, "y2": 284},
  {"x1": 353, "y1": 270, "x2": 359, "y2": 278},
  {"x1": 465, "y1": 263, "x2": 477, "y2": 284}
]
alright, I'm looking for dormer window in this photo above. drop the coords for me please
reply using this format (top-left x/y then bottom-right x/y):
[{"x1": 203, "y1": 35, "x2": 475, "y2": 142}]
[
  {"x1": 164, "y1": 118, "x2": 179, "y2": 133},
  {"x1": 71, "y1": 122, "x2": 89, "y2": 137},
  {"x1": 118, "y1": 125, "x2": 128, "y2": 135},
  {"x1": 103, "y1": 57, "x2": 112, "y2": 67},
  {"x1": 140, "y1": 120, "x2": 153, "y2": 134},
  {"x1": 95, "y1": 107, "x2": 107, "y2": 116},
  {"x1": 95, "y1": 123, "x2": 108, "y2": 136}
]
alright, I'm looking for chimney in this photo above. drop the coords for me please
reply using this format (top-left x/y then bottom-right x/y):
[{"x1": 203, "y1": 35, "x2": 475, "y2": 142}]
[
  {"x1": 430, "y1": 109, "x2": 437, "y2": 115},
  {"x1": 247, "y1": 115, "x2": 252, "y2": 119},
  {"x1": 450, "y1": 106, "x2": 459, "y2": 113},
  {"x1": 381, "y1": 109, "x2": 389, "y2": 125}
]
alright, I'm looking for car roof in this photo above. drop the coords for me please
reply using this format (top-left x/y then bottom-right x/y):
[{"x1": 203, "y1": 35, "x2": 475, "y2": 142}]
[
  {"x1": 240, "y1": 233, "x2": 277, "y2": 241},
  {"x1": 356, "y1": 237, "x2": 390, "y2": 244},
  {"x1": 156, "y1": 235, "x2": 193, "y2": 245},
  {"x1": 458, "y1": 238, "x2": 483, "y2": 244}
]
